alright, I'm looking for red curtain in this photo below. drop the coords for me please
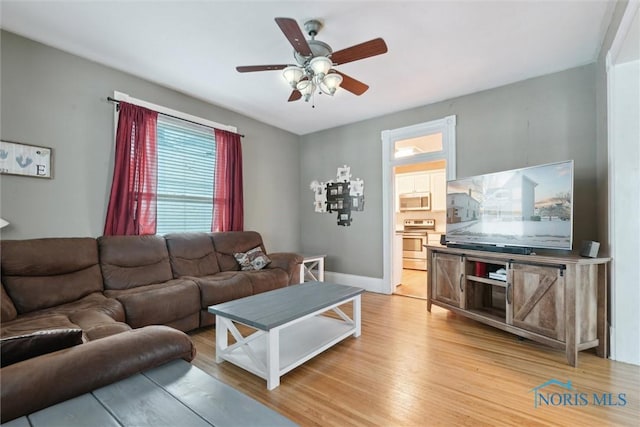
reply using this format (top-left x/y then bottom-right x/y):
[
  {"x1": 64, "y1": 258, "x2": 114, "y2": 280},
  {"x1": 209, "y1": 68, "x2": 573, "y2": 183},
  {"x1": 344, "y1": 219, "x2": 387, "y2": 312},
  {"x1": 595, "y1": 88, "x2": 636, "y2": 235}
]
[
  {"x1": 104, "y1": 102, "x2": 158, "y2": 235},
  {"x1": 212, "y1": 129, "x2": 244, "y2": 231}
]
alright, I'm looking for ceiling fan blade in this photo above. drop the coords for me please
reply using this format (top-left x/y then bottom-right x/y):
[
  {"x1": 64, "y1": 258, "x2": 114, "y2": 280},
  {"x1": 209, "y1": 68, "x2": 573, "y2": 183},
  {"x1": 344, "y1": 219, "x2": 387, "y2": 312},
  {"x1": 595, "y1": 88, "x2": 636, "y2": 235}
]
[
  {"x1": 275, "y1": 17, "x2": 313, "y2": 56},
  {"x1": 236, "y1": 65, "x2": 288, "y2": 73},
  {"x1": 334, "y1": 71, "x2": 369, "y2": 96},
  {"x1": 331, "y1": 38, "x2": 388, "y2": 65},
  {"x1": 288, "y1": 90, "x2": 302, "y2": 102}
]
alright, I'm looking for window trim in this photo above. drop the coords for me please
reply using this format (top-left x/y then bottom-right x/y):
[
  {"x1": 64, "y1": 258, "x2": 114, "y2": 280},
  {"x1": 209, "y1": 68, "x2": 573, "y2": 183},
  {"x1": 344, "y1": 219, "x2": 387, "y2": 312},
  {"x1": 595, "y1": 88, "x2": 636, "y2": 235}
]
[{"x1": 112, "y1": 91, "x2": 237, "y2": 133}]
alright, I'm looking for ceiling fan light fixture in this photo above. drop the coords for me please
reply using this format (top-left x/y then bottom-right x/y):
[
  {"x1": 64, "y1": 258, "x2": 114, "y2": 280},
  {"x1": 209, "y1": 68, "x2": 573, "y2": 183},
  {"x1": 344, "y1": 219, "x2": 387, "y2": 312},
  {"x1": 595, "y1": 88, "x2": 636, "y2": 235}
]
[
  {"x1": 309, "y1": 56, "x2": 332, "y2": 78},
  {"x1": 320, "y1": 72, "x2": 343, "y2": 95},
  {"x1": 237, "y1": 18, "x2": 388, "y2": 106},
  {"x1": 296, "y1": 79, "x2": 315, "y2": 102},
  {"x1": 283, "y1": 66, "x2": 304, "y2": 88}
]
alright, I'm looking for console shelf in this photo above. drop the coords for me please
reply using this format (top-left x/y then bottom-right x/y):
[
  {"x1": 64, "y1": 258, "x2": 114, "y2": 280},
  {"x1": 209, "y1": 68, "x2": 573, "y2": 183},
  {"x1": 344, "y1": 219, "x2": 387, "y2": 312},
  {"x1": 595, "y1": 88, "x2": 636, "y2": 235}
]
[
  {"x1": 426, "y1": 245, "x2": 610, "y2": 367},
  {"x1": 466, "y1": 275, "x2": 507, "y2": 287}
]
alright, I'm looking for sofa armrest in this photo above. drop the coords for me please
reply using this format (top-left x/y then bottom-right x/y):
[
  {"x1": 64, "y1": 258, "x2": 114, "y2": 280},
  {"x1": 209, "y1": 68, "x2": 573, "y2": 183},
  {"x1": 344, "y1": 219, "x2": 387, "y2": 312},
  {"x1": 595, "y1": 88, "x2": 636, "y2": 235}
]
[
  {"x1": 0, "y1": 325, "x2": 195, "y2": 423},
  {"x1": 267, "y1": 252, "x2": 303, "y2": 285}
]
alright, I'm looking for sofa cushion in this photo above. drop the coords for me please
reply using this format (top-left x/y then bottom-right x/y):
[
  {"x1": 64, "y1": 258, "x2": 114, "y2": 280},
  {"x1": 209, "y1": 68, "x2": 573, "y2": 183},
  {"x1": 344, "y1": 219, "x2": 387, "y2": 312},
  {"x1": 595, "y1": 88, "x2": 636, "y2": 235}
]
[
  {"x1": 98, "y1": 235, "x2": 174, "y2": 290},
  {"x1": 210, "y1": 231, "x2": 266, "y2": 272},
  {"x1": 1, "y1": 314, "x2": 81, "y2": 340},
  {"x1": 245, "y1": 269, "x2": 290, "y2": 295},
  {"x1": 104, "y1": 279, "x2": 200, "y2": 328},
  {"x1": 82, "y1": 322, "x2": 132, "y2": 341},
  {"x1": 66, "y1": 308, "x2": 126, "y2": 335},
  {"x1": 189, "y1": 271, "x2": 254, "y2": 307},
  {"x1": 234, "y1": 246, "x2": 271, "y2": 271},
  {"x1": 1, "y1": 238, "x2": 104, "y2": 314},
  {"x1": 13, "y1": 292, "x2": 125, "y2": 325},
  {"x1": 0, "y1": 293, "x2": 129, "y2": 343},
  {"x1": 0, "y1": 328, "x2": 83, "y2": 367},
  {"x1": 1, "y1": 283, "x2": 17, "y2": 322},
  {"x1": 165, "y1": 232, "x2": 220, "y2": 278}
]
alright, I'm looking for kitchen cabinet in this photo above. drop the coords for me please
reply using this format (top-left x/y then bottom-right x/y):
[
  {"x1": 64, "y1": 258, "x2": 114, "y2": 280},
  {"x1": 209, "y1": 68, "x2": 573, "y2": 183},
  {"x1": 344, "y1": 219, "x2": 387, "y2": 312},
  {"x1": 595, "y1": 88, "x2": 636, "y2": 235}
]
[
  {"x1": 430, "y1": 170, "x2": 446, "y2": 211},
  {"x1": 396, "y1": 174, "x2": 415, "y2": 196},
  {"x1": 396, "y1": 172, "x2": 429, "y2": 195},
  {"x1": 413, "y1": 174, "x2": 430, "y2": 192}
]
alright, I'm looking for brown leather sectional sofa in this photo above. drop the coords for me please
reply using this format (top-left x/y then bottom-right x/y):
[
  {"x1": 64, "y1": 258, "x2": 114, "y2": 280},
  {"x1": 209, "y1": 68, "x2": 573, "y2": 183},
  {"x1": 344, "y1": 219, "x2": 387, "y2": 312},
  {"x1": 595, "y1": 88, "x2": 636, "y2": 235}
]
[{"x1": 0, "y1": 231, "x2": 302, "y2": 422}]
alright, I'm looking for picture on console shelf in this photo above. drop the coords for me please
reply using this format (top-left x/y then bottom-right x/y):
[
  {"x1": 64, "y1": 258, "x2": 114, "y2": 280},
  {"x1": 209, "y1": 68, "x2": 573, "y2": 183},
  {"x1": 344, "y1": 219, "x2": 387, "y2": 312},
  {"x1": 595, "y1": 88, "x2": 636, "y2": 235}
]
[{"x1": 446, "y1": 160, "x2": 574, "y2": 250}]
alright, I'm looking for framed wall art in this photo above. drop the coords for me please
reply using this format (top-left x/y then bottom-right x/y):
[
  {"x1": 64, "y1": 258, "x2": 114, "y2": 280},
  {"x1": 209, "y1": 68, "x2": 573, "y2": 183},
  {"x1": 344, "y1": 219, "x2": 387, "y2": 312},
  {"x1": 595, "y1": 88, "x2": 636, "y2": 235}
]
[{"x1": 0, "y1": 140, "x2": 52, "y2": 179}]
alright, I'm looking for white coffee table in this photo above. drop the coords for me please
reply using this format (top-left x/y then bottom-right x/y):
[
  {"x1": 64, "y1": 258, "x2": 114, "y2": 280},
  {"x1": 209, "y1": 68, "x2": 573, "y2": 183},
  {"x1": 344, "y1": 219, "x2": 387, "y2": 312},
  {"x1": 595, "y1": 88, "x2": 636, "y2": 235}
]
[{"x1": 208, "y1": 282, "x2": 364, "y2": 390}]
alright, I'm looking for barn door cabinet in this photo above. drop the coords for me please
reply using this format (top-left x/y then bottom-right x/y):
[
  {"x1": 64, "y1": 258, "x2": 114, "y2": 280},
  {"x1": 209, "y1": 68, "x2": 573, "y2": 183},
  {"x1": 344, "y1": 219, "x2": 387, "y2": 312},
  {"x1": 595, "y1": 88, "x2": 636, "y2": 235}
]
[
  {"x1": 426, "y1": 246, "x2": 610, "y2": 367},
  {"x1": 430, "y1": 252, "x2": 465, "y2": 308}
]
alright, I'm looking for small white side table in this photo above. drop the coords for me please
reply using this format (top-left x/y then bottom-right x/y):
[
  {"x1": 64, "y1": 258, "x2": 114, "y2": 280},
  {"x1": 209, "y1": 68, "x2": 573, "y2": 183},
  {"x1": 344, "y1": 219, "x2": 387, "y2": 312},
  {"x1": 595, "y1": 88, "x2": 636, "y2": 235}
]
[{"x1": 300, "y1": 254, "x2": 326, "y2": 283}]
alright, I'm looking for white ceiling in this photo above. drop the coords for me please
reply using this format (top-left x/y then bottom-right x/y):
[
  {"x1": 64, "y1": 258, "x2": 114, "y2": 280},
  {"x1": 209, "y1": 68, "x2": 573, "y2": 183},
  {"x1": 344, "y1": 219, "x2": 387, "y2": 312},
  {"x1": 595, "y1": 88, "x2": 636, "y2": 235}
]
[{"x1": 0, "y1": 0, "x2": 616, "y2": 135}]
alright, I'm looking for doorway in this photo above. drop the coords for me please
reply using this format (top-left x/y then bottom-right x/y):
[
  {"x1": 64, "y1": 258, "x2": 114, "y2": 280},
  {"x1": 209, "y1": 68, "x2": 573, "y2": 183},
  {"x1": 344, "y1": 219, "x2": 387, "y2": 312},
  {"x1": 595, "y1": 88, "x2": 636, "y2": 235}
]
[
  {"x1": 381, "y1": 116, "x2": 457, "y2": 296},
  {"x1": 394, "y1": 160, "x2": 447, "y2": 299}
]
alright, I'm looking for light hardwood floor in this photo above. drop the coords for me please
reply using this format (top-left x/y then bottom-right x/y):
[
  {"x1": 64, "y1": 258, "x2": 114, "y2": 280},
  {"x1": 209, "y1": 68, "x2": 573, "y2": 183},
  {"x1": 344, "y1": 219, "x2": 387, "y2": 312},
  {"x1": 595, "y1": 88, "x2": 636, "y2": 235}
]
[
  {"x1": 394, "y1": 268, "x2": 427, "y2": 299},
  {"x1": 189, "y1": 293, "x2": 639, "y2": 426}
]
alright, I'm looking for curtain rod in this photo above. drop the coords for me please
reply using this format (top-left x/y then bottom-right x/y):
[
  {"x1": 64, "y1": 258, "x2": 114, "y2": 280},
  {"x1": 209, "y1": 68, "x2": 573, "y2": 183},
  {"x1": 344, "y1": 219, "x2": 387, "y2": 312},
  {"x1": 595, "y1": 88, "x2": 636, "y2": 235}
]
[{"x1": 107, "y1": 97, "x2": 244, "y2": 138}]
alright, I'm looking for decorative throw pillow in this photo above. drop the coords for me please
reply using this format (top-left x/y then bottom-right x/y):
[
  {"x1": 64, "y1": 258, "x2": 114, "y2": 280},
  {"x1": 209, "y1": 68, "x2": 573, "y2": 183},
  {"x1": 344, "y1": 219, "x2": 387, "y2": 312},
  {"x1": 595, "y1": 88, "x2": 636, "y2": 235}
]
[
  {"x1": 234, "y1": 246, "x2": 271, "y2": 271},
  {"x1": 0, "y1": 328, "x2": 84, "y2": 367}
]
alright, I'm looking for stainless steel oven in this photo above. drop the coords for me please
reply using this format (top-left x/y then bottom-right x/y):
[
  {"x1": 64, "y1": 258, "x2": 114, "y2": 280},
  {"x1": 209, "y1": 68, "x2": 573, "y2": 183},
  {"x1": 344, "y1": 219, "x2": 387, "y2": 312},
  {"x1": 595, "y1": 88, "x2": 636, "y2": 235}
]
[{"x1": 402, "y1": 219, "x2": 435, "y2": 270}]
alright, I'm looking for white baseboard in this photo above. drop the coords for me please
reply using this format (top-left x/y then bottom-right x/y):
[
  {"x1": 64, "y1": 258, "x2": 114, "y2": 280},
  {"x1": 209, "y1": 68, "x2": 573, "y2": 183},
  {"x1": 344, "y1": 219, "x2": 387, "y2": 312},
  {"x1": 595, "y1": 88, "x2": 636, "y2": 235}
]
[{"x1": 323, "y1": 271, "x2": 389, "y2": 294}]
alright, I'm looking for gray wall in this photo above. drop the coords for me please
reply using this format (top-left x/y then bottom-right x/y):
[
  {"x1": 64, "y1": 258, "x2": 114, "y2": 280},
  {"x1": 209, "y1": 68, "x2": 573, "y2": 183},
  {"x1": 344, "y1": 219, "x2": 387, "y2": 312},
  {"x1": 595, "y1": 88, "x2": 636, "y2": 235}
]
[
  {"x1": 0, "y1": 31, "x2": 300, "y2": 253},
  {"x1": 300, "y1": 64, "x2": 598, "y2": 278},
  {"x1": 0, "y1": 30, "x2": 603, "y2": 272}
]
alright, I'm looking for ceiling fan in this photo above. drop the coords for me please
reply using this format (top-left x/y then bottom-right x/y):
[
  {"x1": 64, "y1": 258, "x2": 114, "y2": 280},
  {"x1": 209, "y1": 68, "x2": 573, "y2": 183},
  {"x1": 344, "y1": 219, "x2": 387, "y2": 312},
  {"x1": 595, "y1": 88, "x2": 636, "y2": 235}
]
[{"x1": 236, "y1": 17, "x2": 388, "y2": 103}]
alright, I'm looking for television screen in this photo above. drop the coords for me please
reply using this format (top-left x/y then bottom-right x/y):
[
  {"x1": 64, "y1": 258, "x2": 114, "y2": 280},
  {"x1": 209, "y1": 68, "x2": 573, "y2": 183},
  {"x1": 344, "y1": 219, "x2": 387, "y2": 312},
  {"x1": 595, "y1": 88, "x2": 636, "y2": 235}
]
[{"x1": 446, "y1": 160, "x2": 574, "y2": 250}]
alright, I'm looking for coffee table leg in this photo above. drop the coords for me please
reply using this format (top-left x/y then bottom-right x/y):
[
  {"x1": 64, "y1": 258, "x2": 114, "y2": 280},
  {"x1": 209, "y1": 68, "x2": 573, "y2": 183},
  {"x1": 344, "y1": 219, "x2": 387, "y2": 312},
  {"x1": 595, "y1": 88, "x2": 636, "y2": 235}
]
[
  {"x1": 266, "y1": 329, "x2": 280, "y2": 390},
  {"x1": 215, "y1": 316, "x2": 228, "y2": 363},
  {"x1": 354, "y1": 295, "x2": 361, "y2": 337}
]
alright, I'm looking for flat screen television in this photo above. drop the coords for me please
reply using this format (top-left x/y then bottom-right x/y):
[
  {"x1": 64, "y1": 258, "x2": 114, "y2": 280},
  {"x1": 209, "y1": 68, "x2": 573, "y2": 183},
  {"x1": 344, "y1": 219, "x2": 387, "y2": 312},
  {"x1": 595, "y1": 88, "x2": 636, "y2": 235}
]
[{"x1": 445, "y1": 160, "x2": 574, "y2": 252}]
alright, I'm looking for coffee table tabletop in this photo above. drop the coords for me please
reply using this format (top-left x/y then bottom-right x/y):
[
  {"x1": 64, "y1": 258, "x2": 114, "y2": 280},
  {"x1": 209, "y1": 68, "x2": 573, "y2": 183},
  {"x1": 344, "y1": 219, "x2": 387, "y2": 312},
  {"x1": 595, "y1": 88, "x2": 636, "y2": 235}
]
[
  {"x1": 208, "y1": 281, "x2": 364, "y2": 389},
  {"x1": 208, "y1": 281, "x2": 364, "y2": 331}
]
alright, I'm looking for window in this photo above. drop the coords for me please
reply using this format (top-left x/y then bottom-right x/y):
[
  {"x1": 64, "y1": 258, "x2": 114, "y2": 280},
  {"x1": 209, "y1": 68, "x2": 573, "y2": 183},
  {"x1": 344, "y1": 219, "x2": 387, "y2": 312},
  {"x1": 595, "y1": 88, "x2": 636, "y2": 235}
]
[
  {"x1": 156, "y1": 116, "x2": 216, "y2": 235},
  {"x1": 393, "y1": 133, "x2": 443, "y2": 158}
]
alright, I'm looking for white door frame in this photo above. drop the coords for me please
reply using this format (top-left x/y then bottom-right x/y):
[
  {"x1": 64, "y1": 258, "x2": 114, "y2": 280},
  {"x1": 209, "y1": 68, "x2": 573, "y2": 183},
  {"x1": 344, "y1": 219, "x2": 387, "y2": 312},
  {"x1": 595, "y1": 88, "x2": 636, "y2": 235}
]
[
  {"x1": 606, "y1": 0, "x2": 640, "y2": 364},
  {"x1": 381, "y1": 115, "x2": 457, "y2": 295}
]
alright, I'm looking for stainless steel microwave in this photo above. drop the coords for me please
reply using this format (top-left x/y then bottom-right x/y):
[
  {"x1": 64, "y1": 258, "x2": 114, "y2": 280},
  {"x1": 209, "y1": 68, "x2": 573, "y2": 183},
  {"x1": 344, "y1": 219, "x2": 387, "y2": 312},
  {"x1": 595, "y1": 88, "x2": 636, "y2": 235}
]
[{"x1": 399, "y1": 192, "x2": 431, "y2": 211}]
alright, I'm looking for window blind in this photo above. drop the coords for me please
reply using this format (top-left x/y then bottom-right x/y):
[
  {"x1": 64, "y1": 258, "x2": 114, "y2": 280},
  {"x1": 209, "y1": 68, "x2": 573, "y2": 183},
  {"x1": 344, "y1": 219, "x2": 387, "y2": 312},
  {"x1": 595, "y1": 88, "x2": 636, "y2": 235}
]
[{"x1": 156, "y1": 115, "x2": 216, "y2": 235}]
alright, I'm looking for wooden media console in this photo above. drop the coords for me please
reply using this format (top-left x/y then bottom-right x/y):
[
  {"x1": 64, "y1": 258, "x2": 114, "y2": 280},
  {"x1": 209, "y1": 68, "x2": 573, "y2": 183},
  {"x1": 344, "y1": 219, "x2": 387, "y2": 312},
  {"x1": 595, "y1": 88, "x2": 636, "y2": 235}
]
[{"x1": 426, "y1": 245, "x2": 610, "y2": 367}]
